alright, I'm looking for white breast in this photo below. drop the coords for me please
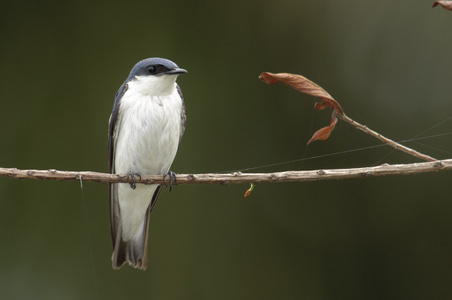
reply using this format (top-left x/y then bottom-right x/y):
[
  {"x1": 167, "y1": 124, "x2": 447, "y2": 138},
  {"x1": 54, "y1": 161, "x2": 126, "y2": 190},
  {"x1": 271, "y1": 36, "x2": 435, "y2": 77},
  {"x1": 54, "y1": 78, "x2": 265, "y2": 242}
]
[
  {"x1": 113, "y1": 76, "x2": 184, "y2": 240},
  {"x1": 114, "y1": 78, "x2": 183, "y2": 176}
]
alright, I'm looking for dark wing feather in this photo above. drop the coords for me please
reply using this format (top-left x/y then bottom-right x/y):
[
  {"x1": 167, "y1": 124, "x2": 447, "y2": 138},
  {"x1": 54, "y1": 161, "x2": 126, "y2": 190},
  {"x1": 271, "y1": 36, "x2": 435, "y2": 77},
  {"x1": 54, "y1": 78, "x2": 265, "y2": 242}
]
[
  {"x1": 108, "y1": 82, "x2": 128, "y2": 173},
  {"x1": 109, "y1": 82, "x2": 128, "y2": 248},
  {"x1": 176, "y1": 84, "x2": 186, "y2": 141}
]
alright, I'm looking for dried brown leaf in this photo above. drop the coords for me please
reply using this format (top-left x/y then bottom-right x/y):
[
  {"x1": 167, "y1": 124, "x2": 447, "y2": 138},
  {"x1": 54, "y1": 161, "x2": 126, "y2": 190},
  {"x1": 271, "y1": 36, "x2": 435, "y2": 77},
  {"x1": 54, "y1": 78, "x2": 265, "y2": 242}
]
[
  {"x1": 259, "y1": 72, "x2": 345, "y2": 144},
  {"x1": 307, "y1": 115, "x2": 338, "y2": 145},
  {"x1": 259, "y1": 72, "x2": 344, "y2": 115},
  {"x1": 433, "y1": 1, "x2": 452, "y2": 10},
  {"x1": 314, "y1": 102, "x2": 330, "y2": 111}
]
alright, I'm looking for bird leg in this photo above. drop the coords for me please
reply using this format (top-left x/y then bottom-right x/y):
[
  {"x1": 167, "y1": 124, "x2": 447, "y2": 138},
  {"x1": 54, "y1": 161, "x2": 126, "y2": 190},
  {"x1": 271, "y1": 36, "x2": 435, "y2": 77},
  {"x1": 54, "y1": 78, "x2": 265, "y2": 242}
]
[
  {"x1": 127, "y1": 173, "x2": 141, "y2": 190},
  {"x1": 163, "y1": 171, "x2": 177, "y2": 192}
]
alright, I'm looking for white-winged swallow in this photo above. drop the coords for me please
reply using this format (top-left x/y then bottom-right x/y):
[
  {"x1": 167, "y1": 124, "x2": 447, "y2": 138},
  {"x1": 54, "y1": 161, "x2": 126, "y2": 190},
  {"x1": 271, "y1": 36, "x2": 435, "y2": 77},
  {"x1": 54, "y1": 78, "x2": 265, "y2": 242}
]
[{"x1": 108, "y1": 57, "x2": 187, "y2": 270}]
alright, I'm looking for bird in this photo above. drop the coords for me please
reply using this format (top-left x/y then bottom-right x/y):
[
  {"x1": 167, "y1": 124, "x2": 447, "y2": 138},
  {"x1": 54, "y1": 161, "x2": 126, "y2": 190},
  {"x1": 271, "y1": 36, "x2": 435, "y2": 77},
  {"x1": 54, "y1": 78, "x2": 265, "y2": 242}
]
[{"x1": 108, "y1": 57, "x2": 187, "y2": 270}]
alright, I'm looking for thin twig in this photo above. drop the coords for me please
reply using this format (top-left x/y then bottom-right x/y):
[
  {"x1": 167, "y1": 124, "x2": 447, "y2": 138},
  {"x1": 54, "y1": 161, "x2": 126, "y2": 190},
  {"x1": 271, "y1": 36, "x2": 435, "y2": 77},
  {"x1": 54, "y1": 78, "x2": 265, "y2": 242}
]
[
  {"x1": 0, "y1": 159, "x2": 450, "y2": 186},
  {"x1": 258, "y1": 72, "x2": 439, "y2": 162},
  {"x1": 338, "y1": 114, "x2": 437, "y2": 162}
]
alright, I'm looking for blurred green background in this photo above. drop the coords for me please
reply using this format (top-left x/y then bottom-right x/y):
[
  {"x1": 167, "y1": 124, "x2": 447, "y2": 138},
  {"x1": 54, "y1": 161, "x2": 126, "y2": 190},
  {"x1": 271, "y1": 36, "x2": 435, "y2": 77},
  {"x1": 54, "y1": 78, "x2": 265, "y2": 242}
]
[{"x1": 1, "y1": 0, "x2": 451, "y2": 299}]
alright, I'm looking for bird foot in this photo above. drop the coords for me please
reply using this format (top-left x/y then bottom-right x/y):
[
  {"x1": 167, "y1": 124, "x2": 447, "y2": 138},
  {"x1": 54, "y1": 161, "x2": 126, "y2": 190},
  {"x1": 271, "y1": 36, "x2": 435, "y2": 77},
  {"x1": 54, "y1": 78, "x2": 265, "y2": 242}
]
[
  {"x1": 127, "y1": 173, "x2": 142, "y2": 190},
  {"x1": 163, "y1": 171, "x2": 177, "y2": 192}
]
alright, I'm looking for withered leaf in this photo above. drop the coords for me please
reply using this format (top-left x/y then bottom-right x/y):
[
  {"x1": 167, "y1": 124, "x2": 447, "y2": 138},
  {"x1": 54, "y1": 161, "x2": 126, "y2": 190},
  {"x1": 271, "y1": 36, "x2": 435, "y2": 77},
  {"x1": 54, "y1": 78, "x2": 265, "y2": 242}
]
[
  {"x1": 433, "y1": 1, "x2": 452, "y2": 10},
  {"x1": 307, "y1": 115, "x2": 338, "y2": 145},
  {"x1": 259, "y1": 72, "x2": 344, "y2": 115},
  {"x1": 259, "y1": 72, "x2": 344, "y2": 144},
  {"x1": 314, "y1": 102, "x2": 330, "y2": 111}
]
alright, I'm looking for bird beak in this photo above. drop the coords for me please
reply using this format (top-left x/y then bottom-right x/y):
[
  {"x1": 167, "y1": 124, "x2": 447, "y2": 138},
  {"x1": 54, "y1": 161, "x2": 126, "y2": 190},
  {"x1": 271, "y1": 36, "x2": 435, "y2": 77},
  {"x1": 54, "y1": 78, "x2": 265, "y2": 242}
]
[{"x1": 165, "y1": 68, "x2": 188, "y2": 75}]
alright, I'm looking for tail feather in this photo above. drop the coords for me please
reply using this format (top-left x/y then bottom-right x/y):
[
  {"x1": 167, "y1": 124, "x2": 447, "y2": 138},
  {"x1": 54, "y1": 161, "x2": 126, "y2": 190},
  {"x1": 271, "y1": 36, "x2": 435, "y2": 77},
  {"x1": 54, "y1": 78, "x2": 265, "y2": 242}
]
[
  {"x1": 111, "y1": 209, "x2": 150, "y2": 270},
  {"x1": 110, "y1": 184, "x2": 162, "y2": 270}
]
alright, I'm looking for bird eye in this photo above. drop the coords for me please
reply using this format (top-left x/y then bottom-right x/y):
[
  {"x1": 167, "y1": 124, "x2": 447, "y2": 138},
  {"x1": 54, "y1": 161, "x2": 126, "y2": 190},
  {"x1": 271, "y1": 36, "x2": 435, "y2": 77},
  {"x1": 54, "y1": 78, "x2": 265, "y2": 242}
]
[{"x1": 147, "y1": 66, "x2": 157, "y2": 74}]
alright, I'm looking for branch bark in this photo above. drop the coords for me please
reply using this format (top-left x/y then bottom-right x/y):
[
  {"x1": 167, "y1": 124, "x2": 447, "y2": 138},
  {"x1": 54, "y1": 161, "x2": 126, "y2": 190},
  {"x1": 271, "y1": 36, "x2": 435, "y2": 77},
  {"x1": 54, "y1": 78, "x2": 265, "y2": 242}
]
[
  {"x1": 0, "y1": 159, "x2": 450, "y2": 186},
  {"x1": 338, "y1": 114, "x2": 437, "y2": 162}
]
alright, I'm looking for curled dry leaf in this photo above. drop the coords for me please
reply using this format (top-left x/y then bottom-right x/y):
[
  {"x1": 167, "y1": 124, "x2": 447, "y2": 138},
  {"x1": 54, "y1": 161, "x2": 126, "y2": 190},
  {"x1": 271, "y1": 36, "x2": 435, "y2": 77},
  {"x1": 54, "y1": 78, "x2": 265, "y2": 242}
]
[
  {"x1": 307, "y1": 115, "x2": 338, "y2": 145},
  {"x1": 259, "y1": 72, "x2": 344, "y2": 144},
  {"x1": 259, "y1": 72, "x2": 344, "y2": 115},
  {"x1": 433, "y1": 1, "x2": 452, "y2": 10}
]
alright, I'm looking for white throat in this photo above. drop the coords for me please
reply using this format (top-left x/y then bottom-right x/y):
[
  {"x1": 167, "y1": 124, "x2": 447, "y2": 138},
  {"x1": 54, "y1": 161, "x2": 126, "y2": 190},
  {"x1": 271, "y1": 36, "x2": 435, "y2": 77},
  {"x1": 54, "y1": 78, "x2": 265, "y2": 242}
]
[{"x1": 129, "y1": 74, "x2": 178, "y2": 96}]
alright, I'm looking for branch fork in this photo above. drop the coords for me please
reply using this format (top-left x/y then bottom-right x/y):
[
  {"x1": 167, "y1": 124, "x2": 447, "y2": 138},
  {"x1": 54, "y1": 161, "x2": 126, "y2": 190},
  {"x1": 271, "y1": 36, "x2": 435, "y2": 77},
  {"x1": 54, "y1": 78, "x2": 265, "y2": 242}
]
[{"x1": 259, "y1": 72, "x2": 437, "y2": 162}]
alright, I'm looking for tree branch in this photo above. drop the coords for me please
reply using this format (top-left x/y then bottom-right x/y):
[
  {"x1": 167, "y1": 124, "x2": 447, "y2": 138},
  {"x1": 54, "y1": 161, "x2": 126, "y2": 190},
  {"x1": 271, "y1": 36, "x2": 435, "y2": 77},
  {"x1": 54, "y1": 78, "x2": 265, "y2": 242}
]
[
  {"x1": 338, "y1": 114, "x2": 437, "y2": 162},
  {"x1": 0, "y1": 159, "x2": 450, "y2": 186},
  {"x1": 258, "y1": 72, "x2": 438, "y2": 162}
]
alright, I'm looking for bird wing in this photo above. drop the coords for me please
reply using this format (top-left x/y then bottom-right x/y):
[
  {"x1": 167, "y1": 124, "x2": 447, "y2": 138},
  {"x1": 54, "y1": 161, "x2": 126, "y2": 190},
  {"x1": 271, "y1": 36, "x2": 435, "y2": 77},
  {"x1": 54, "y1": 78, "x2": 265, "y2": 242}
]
[
  {"x1": 108, "y1": 82, "x2": 128, "y2": 246},
  {"x1": 177, "y1": 84, "x2": 186, "y2": 142},
  {"x1": 108, "y1": 82, "x2": 128, "y2": 173}
]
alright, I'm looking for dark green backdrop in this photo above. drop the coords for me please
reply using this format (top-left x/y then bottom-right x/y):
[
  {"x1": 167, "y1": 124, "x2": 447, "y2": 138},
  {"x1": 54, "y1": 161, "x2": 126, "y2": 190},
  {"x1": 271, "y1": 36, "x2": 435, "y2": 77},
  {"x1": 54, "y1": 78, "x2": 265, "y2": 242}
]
[{"x1": 1, "y1": 1, "x2": 451, "y2": 299}]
